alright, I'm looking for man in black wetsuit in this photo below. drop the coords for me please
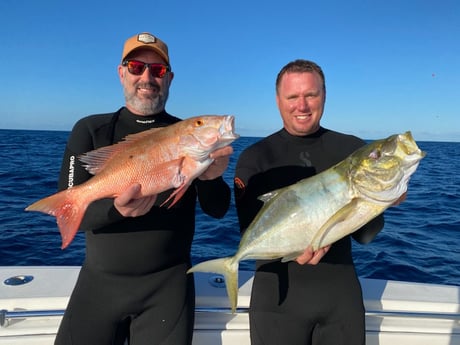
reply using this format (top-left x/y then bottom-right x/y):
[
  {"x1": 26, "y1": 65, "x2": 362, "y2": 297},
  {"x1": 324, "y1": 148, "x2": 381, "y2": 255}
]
[
  {"x1": 234, "y1": 59, "x2": 406, "y2": 345},
  {"x1": 54, "y1": 32, "x2": 233, "y2": 345}
]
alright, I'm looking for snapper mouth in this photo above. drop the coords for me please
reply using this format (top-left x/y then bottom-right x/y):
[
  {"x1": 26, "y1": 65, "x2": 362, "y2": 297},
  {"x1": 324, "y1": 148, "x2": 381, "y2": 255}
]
[{"x1": 220, "y1": 115, "x2": 240, "y2": 141}]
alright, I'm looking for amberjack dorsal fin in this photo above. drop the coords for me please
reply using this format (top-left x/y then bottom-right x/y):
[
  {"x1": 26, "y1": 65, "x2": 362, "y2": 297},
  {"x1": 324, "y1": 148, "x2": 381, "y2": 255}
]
[{"x1": 258, "y1": 190, "x2": 281, "y2": 203}]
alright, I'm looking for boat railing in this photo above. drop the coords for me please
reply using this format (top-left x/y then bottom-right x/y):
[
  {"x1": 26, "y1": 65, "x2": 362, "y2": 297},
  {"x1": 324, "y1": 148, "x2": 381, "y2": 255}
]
[
  {"x1": 0, "y1": 307, "x2": 249, "y2": 327},
  {"x1": 2, "y1": 307, "x2": 460, "y2": 328},
  {"x1": 0, "y1": 309, "x2": 65, "y2": 327}
]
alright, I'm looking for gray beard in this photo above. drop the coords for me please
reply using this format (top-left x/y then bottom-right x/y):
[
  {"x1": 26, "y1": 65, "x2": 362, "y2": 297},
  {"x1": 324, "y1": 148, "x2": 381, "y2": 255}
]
[{"x1": 124, "y1": 89, "x2": 169, "y2": 115}]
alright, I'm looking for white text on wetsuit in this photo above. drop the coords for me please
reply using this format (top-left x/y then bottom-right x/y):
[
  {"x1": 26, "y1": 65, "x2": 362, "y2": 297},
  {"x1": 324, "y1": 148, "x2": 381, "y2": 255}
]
[{"x1": 68, "y1": 155, "x2": 75, "y2": 188}]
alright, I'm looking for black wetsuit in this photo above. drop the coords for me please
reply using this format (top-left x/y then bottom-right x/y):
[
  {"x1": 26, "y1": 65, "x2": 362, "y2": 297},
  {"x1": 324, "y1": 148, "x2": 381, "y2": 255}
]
[
  {"x1": 54, "y1": 107, "x2": 231, "y2": 345},
  {"x1": 234, "y1": 127, "x2": 384, "y2": 345}
]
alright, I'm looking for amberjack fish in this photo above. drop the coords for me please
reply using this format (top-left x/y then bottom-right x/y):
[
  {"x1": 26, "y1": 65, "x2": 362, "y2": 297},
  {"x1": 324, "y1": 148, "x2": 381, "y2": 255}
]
[
  {"x1": 26, "y1": 115, "x2": 239, "y2": 249},
  {"x1": 188, "y1": 131, "x2": 425, "y2": 312}
]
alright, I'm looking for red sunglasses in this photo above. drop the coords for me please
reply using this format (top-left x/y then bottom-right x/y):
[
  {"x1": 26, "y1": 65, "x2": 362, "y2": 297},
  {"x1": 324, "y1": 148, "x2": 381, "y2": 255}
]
[{"x1": 122, "y1": 60, "x2": 170, "y2": 78}]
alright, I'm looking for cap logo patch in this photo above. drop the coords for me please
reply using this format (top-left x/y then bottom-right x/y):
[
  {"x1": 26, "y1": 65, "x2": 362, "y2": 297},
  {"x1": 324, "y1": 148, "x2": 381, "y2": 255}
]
[{"x1": 137, "y1": 33, "x2": 156, "y2": 44}]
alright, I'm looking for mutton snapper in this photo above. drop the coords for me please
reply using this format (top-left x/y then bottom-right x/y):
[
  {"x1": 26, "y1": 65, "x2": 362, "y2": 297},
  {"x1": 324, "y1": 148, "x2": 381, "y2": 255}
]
[
  {"x1": 26, "y1": 115, "x2": 239, "y2": 249},
  {"x1": 188, "y1": 131, "x2": 425, "y2": 312}
]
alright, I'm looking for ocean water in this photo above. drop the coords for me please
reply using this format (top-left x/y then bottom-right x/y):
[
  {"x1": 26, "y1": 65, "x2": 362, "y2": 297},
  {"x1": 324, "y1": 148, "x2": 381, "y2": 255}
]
[{"x1": 0, "y1": 129, "x2": 459, "y2": 286}]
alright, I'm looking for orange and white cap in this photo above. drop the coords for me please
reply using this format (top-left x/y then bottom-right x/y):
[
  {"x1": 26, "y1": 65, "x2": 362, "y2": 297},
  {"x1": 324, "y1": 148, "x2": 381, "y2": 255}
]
[{"x1": 121, "y1": 32, "x2": 169, "y2": 64}]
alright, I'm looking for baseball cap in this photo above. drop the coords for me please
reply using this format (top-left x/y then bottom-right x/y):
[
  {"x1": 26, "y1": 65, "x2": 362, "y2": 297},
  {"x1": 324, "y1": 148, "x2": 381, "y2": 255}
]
[{"x1": 121, "y1": 32, "x2": 169, "y2": 65}]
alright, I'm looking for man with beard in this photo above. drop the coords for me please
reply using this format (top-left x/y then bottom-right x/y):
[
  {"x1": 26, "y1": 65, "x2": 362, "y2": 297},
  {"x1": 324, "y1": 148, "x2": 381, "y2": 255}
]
[{"x1": 54, "y1": 32, "x2": 233, "y2": 345}]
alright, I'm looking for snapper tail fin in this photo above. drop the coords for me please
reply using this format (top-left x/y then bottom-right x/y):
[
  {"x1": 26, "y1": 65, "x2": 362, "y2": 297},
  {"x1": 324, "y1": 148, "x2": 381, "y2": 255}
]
[
  {"x1": 187, "y1": 257, "x2": 240, "y2": 313},
  {"x1": 25, "y1": 189, "x2": 87, "y2": 249}
]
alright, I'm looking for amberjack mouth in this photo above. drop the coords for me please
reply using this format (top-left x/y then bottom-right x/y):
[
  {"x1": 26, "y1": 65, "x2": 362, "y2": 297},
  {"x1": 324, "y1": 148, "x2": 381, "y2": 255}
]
[{"x1": 397, "y1": 131, "x2": 426, "y2": 164}]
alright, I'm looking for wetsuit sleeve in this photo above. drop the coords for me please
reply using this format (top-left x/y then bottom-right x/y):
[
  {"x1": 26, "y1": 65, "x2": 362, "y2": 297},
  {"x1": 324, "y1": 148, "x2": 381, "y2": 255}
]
[
  {"x1": 57, "y1": 120, "x2": 124, "y2": 232},
  {"x1": 195, "y1": 177, "x2": 231, "y2": 218},
  {"x1": 234, "y1": 149, "x2": 264, "y2": 233}
]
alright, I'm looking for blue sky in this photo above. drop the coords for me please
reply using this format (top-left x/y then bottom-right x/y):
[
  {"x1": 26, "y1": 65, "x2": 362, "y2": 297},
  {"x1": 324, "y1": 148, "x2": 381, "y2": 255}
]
[{"x1": 1, "y1": 0, "x2": 458, "y2": 141}]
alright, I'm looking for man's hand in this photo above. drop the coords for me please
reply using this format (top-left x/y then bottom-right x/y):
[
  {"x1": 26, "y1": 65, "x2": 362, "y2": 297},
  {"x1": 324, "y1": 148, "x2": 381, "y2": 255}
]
[
  {"x1": 296, "y1": 245, "x2": 330, "y2": 265},
  {"x1": 198, "y1": 146, "x2": 234, "y2": 181},
  {"x1": 114, "y1": 184, "x2": 157, "y2": 217}
]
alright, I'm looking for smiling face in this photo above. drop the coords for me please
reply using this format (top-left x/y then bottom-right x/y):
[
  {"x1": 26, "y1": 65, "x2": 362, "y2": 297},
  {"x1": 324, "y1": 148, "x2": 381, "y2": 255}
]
[
  {"x1": 118, "y1": 48, "x2": 174, "y2": 116},
  {"x1": 276, "y1": 71, "x2": 325, "y2": 136}
]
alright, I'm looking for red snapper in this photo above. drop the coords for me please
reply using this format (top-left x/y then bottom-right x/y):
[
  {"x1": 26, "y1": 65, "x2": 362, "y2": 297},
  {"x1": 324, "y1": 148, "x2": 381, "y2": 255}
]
[{"x1": 26, "y1": 115, "x2": 239, "y2": 249}]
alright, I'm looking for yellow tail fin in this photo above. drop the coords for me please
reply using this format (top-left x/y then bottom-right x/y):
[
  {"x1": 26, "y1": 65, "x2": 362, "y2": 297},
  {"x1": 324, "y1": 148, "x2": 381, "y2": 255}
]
[{"x1": 187, "y1": 257, "x2": 240, "y2": 312}]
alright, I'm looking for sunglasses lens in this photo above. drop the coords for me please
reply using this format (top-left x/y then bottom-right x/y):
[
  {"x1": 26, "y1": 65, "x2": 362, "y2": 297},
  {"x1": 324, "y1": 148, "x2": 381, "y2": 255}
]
[
  {"x1": 125, "y1": 60, "x2": 169, "y2": 78},
  {"x1": 127, "y1": 61, "x2": 145, "y2": 75},
  {"x1": 149, "y1": 64, "x2": 168, "y2": 78}
]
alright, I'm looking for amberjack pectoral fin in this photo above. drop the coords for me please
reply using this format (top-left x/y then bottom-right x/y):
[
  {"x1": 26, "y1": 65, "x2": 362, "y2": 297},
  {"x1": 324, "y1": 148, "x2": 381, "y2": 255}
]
[{"x1": 310, "y1": 198, "x2": 359, "y2": 250}]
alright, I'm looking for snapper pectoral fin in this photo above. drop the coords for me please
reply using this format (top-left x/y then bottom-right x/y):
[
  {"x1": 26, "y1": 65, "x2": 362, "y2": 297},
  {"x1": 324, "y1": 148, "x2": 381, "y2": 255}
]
[
  {"x1": 310, "y1": 198, "x2": 359, "y2": 250},
  {"x1": 160, "y1": 182, "x2": 189, "y2": 209}
]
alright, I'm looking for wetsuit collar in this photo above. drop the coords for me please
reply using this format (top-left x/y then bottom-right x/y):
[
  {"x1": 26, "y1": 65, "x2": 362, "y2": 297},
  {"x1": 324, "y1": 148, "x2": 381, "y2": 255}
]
[
  {"x1": 120, "y1": 107, "x2": 171, "y2": 125},
  {"x1": 280, "y1": 127, "x2": 328, "y2": 145}
]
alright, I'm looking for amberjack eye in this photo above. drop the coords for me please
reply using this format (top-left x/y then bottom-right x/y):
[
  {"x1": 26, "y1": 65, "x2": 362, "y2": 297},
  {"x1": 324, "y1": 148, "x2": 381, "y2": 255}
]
[{"x1": 369, "y1": 149, "x2": 381, "y2": 160}]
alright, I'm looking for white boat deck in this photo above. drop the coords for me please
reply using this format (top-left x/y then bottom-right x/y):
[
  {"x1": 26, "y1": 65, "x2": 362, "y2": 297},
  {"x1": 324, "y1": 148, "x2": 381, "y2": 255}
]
[{"x1": 1, "y1": 266, "x2": 459, "y2": 344}]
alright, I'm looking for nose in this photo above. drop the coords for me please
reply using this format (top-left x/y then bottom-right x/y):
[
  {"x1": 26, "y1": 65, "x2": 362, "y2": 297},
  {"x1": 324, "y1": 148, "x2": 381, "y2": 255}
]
[
  {"x1": 296, "y1": 97, "x2": 310, "y2": 112},
  {"x1": 139, "y1": 67, "x2": 155, "y2": 81}
]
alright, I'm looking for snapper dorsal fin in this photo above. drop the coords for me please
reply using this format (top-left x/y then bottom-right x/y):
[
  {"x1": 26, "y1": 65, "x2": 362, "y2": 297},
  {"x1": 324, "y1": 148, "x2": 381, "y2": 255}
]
[{"x1": 78, "y1": 127, "x2": 164, "y2": 175}]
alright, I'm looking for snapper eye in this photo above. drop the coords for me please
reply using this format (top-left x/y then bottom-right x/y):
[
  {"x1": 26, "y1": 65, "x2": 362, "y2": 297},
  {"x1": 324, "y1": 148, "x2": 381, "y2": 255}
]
[
  {"x1": 195, "y1": 120, "x2": 204, "y2": 127},
  {"x1": 369, "y1": 149, "x2": 381, "y2": 160}
]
